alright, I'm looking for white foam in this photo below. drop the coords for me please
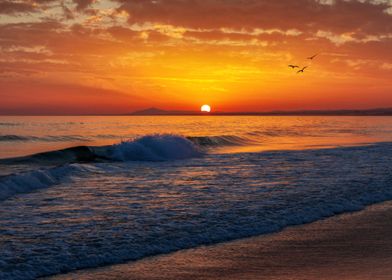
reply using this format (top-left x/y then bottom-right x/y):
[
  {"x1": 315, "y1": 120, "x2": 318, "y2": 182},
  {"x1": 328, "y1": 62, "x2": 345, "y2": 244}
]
[
  {"x1": 109, "y1": 135, "x2": 202, "y2": 161},
  {"x1": 0, "y1": 164, "x2": 97, "y2": 201}
]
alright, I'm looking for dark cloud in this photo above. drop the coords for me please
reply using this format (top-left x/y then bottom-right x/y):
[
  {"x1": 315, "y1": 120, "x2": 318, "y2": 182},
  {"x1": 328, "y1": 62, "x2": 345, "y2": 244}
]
[
  {"x1": 0, "y1": 21, "x2": 64, "y2": 48},
  {"x1": 0, "y1": 21, "x2": 128, "y2": 55},
  {"x1": 0, "y1": 0, "x2": 37, "y2": 14},
  {"x1": 115, "y1": 0, "x2": 392, "y2": 35},
  {"x1": 107, "y1": 26, "x2": 140, "y2": 41},
  {"x1": 0, "y1": 81, "x2": 143, "y2": 115},
  {"x1": 0, "y1": 0, "x2": 59, "y2": 14},
  {"x1": 73, "y1": 0, "x2": 95, "y2": 11}
]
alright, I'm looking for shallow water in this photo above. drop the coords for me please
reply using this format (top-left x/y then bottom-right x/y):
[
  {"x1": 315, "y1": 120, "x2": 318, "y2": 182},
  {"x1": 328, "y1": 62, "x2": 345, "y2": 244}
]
[{"x1": 1, "y1": 116, "x2": 392, "y2": 279}]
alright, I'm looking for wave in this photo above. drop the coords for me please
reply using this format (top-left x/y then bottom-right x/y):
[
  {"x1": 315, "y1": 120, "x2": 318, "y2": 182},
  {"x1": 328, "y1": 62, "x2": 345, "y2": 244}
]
[
  {"x1": 0, "y1": 135, "x2": 31, "y2": 141},
  {"x1": 0, "y1": 135, "x2": 201, "y2": 200},
  {"x1": 1, "y1": 135, "x2": 215, "y2": 165},
  {"x1": 0, "y1": 122, "x2": 22, "y2": 126},
  {"x1": 2, "y1": 134, "x2": 258, "y2": 166},
  {"x1": 0, "y1": 133, "x2": 257, "y2": 147},
  {"x1": 1, "y1": 134, "x2": 256, "y2": 164},
  {"x1": 109, "y1": 134, "x2": 202, "y2": 161},
  {"x1": 0, "y1": 134, "x2": 253, "y2": 201},
  {"x1": 0, "y1": 134, "x2": 89, "y2": 142},
  {"x1": 0, "y1": 164, "x2": 98, "y2": 202},
  {"x1": 2, "y1": 135, "x2": 202, "y2": 163},
  {"x1": 187, "y1": 135, "x2": 257, "y2": 146},
  {"x1": 0, "y1": 145, "x2": 102, "y2": 166}
]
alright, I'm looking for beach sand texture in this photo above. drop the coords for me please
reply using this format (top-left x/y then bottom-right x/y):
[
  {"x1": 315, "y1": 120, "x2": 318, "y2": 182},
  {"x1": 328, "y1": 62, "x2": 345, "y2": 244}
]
[{"x1": 49, "y1": 201, "x2": 392, "y2": 280}]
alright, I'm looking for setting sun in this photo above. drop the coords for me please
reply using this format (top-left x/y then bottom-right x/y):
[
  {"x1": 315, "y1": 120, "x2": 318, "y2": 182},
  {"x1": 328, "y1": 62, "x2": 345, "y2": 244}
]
[{"x1": 201, "y1": 105, "x2": 211, "y2": 113}]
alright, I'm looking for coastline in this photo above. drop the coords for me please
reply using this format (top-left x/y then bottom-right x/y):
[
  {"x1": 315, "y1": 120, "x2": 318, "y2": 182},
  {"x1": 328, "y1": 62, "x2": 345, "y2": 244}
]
[{"x1": 48, "y1": 200, "x2": 392, "y2": 280}]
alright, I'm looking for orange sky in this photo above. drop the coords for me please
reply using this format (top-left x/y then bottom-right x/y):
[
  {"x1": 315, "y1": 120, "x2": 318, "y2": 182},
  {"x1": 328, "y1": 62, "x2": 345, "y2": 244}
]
[{"x1": 0, "y1": 0, "x2": 391, "y2": 114}]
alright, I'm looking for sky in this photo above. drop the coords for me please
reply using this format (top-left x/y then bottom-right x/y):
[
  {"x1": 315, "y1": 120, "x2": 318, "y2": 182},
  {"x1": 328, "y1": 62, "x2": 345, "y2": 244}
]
[{"x1": 0, "y1": 0, "x2": 391, "y2": 114}]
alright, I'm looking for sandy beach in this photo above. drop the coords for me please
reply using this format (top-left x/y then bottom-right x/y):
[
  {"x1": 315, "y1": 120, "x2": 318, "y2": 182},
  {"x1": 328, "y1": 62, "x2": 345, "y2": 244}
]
[{"x1": 47, "y1": 201, "x2": 392, "y2": 280}]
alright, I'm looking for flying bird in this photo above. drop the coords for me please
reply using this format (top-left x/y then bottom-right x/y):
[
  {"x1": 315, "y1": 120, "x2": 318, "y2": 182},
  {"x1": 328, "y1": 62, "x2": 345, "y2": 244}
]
[
  {"x1": 307, "y1": 53, "x2": 319, "y2": 60},
  {"x1": 288, "y1": 65, "x2": 299, "y2": 69},
  {"x1": 297, "y1": 66, "x2": 308, "y2": 74}
]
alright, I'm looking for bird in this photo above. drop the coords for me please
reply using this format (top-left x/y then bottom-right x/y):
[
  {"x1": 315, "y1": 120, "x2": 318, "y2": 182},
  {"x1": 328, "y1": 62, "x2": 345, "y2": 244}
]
[
  {"x1": 307, "y1": 53, "x2": 319, "y2": 60},
  {"x1": 297, "y1": 66, "x2": 308, "y2": 74},
  {"x1": 288, "y1": 65, "x2": 299, "y2": 69}
]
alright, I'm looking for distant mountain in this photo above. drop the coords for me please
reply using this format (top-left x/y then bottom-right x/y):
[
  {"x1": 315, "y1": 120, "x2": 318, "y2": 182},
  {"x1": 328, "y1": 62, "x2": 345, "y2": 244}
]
[
  {"x1": 130, "y1": 107, "x2": 392, "y2": 116},
  {"x1": 131, "y1": 107, "x2": 168, "y2": 115},
  {"x1": 130, "y1": 107, "x2": 200, "y2": 115}
]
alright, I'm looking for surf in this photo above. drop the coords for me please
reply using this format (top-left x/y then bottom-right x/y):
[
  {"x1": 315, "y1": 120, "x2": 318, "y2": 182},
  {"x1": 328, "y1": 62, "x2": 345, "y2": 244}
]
[{"x1": 0, "y1": 134, "x2": 256, "y2": 165}]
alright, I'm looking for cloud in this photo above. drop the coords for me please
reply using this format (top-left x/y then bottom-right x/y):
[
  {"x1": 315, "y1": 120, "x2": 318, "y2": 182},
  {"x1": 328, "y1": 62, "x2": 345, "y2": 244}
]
[
  {"x1": 0, "y1": 0, "x2": 391, "y2": 113},
  {"x1": 0, "y1": 0, "x2": 37, "y2": 14},
  {"x1": 315, "y1": 30, "x2": 392, "y2": 45},
  {"x1": 315, "y1": 0, "x2": 336, "y2": 5},
  {"x1": 0, "y1": 81, "x2": 144, "y2": 115},
  {"x1": 114, "y1": 0, "x2": 392, "y2": 34},
  {"x1": 73, "y1": 0, "x2": 96, "y2": 11}
]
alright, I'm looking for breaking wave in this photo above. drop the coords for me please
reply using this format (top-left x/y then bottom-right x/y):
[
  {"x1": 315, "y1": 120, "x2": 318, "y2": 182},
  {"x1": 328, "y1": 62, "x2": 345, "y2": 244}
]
[
  {"x1": 0, "y1": 134, "x2": 256, "y2": 201},
  {"x1": 1, "y1": 134, "x2": 255, "y2": 165},
  {"x1": 110, "y1": 134, "x2": 202, "y2": 161},
  {"x1": 0, "y1": 164, "x2": 100, "y2": 202},
  {"x1": 0, "y1": 135, "x2": 202, "y2": 200}
]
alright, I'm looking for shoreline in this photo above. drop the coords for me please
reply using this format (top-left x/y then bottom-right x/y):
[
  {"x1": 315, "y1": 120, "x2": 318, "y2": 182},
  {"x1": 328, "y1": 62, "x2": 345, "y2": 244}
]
[{"x1": 48, "y1": 200, "x2": 392, "y2": 280}]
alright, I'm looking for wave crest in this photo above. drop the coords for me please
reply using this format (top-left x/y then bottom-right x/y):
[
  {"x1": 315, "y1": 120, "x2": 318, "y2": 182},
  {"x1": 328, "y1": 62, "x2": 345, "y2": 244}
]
[{"x1": 110, "y1": 135, "x2": 202, "y2": 161}]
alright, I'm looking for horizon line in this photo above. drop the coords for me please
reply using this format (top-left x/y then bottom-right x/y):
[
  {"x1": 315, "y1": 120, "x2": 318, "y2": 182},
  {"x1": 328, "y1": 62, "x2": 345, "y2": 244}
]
[{"x1": 2, "y1": 107, "x2": 392, "y2": 117}]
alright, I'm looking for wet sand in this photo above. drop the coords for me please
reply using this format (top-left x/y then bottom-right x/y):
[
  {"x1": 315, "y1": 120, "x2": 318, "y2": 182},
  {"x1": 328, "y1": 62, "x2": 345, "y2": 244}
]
[{"x1": 48, "y1": 201, "x2": 392, "y2": 280}]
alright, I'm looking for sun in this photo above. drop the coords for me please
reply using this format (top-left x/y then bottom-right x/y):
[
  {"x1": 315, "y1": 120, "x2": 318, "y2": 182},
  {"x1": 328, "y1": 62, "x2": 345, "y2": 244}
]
[{"x1": 201, "y1": 104, "x2": 211, "y2": 113}]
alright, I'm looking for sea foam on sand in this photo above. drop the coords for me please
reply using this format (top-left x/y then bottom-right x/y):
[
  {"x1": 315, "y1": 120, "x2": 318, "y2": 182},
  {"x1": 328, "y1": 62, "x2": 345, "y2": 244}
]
[{"x1": 48, "y1": 201, "x2": 392, "y2": 280}]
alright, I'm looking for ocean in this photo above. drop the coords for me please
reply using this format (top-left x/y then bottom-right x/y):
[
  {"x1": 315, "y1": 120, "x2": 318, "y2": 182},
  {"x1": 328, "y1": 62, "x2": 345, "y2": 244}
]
[{"x1": 1, "y1": 116, "x2": 392, "y2": 279}]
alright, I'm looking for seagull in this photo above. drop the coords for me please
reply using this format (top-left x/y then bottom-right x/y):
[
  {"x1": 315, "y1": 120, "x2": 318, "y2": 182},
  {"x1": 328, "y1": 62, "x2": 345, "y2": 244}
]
[
  {"x1": 307, "y1": 53, "x2": 319, "y2": 60},
  {"x1": 288, "y1": 65, "x2": 299, "y2": 69},
  {"x1": 297, "y1": 66, "x2": 308, "y2": 74}
]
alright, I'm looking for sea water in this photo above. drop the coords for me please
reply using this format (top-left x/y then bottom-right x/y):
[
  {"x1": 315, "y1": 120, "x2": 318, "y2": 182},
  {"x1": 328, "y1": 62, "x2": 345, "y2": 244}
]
[{"x1": 1, "y1": 116, "x2": 392, "y2": 279}]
